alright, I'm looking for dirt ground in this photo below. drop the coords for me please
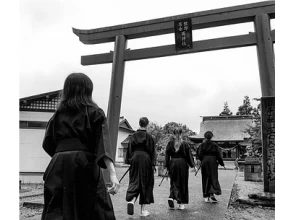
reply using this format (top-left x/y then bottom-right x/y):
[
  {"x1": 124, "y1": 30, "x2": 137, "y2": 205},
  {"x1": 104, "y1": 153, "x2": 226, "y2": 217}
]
[
  {"x1": 20, "y1": 196, "x2": 43, "y2": 220},
  {"x1": 19, "y1": 183, "x2": 44, "y2": 220}
]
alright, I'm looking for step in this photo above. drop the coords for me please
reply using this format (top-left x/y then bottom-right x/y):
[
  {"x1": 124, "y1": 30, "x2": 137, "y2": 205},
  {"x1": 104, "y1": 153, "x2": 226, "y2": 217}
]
[{"x1": 23, "y1": 199, "x2": 44, "y2": 208}]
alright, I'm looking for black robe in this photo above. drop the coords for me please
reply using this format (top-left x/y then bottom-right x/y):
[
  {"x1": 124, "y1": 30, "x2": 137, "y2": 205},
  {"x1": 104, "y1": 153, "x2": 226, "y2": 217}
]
[
  {"x1": 125, "y1": 129, "x2": 156, "y2": 205},
  {"x1": 41, "y1": 106, "x2": 116, "y2": 220},
  {"x1": 165, "y1": 140, "x2": 195, "y2": 204},
  {"x1": 197, "y1": 140, "x2": 224, "y2": 198}
]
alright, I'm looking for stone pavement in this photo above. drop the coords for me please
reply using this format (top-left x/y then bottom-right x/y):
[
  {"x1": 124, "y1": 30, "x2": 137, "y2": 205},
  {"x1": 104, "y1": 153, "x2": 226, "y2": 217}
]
[
  {"x1": 23, "y1": 164, "x2": 236, "y2": 220},
  {"x1": 113, "y1": 168, "x2": 236, "y2": 220}
]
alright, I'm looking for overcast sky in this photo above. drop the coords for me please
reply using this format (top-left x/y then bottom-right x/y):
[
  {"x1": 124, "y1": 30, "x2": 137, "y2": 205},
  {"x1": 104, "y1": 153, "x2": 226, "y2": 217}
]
[{"x1": 19, "y1": 0, "x2": 275, "y2": 133}]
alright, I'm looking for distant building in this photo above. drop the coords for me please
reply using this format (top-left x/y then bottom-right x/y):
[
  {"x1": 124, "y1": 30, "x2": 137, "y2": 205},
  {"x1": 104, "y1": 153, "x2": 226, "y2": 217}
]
[
  {"x1": 189, "y1": 115, "x2": 253, "y2": 161},
  {"x1": 19, "y1": 90, "x2": 134, "y2": 183},
  {"x1": 116, "y1": 117, "x2": 135, "y2": 164}
]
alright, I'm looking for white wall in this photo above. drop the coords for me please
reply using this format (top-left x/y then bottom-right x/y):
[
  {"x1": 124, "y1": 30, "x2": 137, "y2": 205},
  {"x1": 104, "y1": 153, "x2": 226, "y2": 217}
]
[
  {"x1": 19, "y1": 111, "x2": 132, "y2": 183},
  {"x1": 19, "y1": 174, "x2": 44, "y2": 184},
  {"x1": 19, "y1": 111, "x2": 53, "y2": 174},
  {"x1": 19, "y1": 129, "x2": 51, "y2": 172},
  {"x1": 19, "y1": 111, "x2": 53, "y2": 121}
]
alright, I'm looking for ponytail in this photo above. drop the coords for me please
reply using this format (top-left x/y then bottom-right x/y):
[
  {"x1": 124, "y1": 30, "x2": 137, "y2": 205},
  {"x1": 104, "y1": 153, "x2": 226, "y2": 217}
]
[{"x1": 173, "y1": 128, "x2": 183, "y2": 151}]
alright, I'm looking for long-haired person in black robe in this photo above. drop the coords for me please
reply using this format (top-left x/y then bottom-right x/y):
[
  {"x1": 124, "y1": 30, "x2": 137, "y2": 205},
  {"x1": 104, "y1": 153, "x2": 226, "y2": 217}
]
[
  {"x1": 197, "y1": 131, "x2": 226, "y2": 203},
  {"x1": 41, "y1": 73, "x2": 120, "y2": 220},
  {"x1": 165, "y1": 128, "x2": 196, "y2": 210},
  {"x1": 125, "y1": 117, "x2": 156, "y2": 217}
]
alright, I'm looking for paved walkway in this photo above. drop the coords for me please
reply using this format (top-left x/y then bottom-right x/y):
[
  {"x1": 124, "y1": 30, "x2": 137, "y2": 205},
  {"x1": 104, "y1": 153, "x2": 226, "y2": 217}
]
[
  {"x1": 113, "y1": 167, "x2": 236, "y2": 220},
  {"x1": 24, "y1": 165, "x2": 236, "y2": 220}
]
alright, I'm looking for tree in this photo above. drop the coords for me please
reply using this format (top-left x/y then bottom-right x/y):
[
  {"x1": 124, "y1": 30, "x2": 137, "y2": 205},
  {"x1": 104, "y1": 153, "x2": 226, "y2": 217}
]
[
  {"x1": 162, "y1": 122, "x2": 179, "y2": 135},
  {"x1": 236, "y1": 95, "x2": 254, "y2": 115},
  {"x1": 147, "y1": 122, "x2": 164, "y2": 152},
  {"x1": 162, "y1": 122, "x2": 196, "y2": 142},
  {"x1": 147, "y1": 122, "x2": 163, "y2": 144},
  {"x1": 148, "y1": 121, "x2": 197, "y2": 156},
  {"x1": 219, "y1": 101, "x2": 233, "y2": 116}
]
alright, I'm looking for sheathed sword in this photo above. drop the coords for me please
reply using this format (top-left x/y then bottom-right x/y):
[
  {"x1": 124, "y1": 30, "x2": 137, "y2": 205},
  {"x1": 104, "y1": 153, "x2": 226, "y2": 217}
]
[
  {"x1": 119, "y1": 167, "x2": 130, "y2": 183},
  {"x1": 159, "y1": 170, "x2": 169, "y2": 187},
  {"x1": 194, "y1": 164, "x2": 201, "y2": 176}
]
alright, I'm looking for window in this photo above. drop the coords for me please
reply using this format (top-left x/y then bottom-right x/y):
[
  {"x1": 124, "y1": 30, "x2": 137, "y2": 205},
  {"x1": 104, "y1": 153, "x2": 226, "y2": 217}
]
[
  {"x1": 118, "y1": 148, "x2": 124, "y2": 158},
  {"x1": 19, "y1": 121, "x2": 28, "y2": 128},
  {"x1": 20, "y1": 121, "x2": 47, "y2": 129},
  {"x1": 228, "y1": 150, "x2": 232, "y2": 158}
]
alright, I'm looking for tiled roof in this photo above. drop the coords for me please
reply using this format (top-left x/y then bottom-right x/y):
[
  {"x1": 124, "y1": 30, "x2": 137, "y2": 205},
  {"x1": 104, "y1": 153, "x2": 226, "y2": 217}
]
[
  {"x1": 119, "y1": 117, "x2": 135, "y2": 132},
  {"x1": 121, "y1": 135, "x2": 132, "y2": 147},
  {"x1": 19, "y1": 90, "x2": 61, "y2": 112},
  {"x1": 189, "y1": 115, "x2": 254, "y2": 142},
  {"x1": 20, "y1": 91, "x2": 135, "y2": 133}
]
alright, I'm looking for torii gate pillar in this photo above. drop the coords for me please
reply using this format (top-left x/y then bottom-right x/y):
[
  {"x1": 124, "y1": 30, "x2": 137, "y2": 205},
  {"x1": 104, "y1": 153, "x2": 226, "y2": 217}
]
[
  {"x1": 104, "y1": 35, "x2": 127, "y2": 183},
  {"x1": 254, "y1": 14, "x2": 275, "y2": 193}
]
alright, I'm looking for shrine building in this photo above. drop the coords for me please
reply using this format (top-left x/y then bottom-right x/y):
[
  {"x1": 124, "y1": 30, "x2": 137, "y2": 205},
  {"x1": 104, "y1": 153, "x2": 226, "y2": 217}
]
[{"x1": 189, "y1": 115, "x2": 254, "y2": 161}]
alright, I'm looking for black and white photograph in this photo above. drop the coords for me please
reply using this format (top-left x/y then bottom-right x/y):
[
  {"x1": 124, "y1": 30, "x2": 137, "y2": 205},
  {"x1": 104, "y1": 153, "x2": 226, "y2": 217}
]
[{"x1": 2, "y1": 0, "x2": 285, "y2": 219}]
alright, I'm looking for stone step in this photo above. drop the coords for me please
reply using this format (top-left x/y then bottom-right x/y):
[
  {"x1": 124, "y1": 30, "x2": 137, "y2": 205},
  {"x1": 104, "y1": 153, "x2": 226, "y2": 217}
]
[
  {"x1": 20, "y1": 192, "x2": 43, "y2": 199},
  {"x1": 25, "y1": 214, "x2": 42, "y2": 220},
  {"x1": 248, "y1": 192, "x2": 275, "y2": 201},
  {"x1": 237, "y1": 196, "x2": 275, "y2": 207},
  {"x1": 23, "y1": 199, "x2": 44, "y2": 208}
]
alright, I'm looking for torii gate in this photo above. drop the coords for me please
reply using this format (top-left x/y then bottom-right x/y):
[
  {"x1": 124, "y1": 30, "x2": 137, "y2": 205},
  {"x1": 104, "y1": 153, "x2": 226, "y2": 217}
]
[{"x1": 73, "y1": 1, "x2": 275, "y2": 192}]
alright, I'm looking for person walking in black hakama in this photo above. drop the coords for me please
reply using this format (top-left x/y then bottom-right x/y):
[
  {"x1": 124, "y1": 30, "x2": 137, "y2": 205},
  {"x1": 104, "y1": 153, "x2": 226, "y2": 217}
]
[
  {"x1": 125, "y1": 117, "x2": 156, "y2": 217},
  {"x1": 41, "y1": 73, "x2": 120, "y2": 220},
  {"x1": 165, "y1": 128, "x2": 196, "y2": 210},
  {"x1": 197, "y1": 131, "x2": 226, "y2": 203}
]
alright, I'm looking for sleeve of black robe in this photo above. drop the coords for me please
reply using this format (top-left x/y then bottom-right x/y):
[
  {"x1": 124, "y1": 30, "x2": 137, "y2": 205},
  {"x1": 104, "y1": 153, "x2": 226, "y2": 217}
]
[
  {"x1": 92, "y1": 109, "x2": 114, "y2": 169},
  {"x1": 197, "y1": 143, "x2": 204, "y2": 162},
  {"x1": 42, "y1": 117, "x2": 56, "y2": 157},
  {"x1": 215, "y1": 143, "x2": 225, "y2": 167},
  {"x1": 125, "y1": 138, "x2": 133, "y2": 165},
  {"x1": 147, "y1": 134, "x2": 156, "y2": 166},
  {"x1": 196, "y1": 145, "x2": 201, "y2": 160},
  {"x1": 164, "y1": 141, "x2": 172, "y2": 171},
  {"x1": 184, "y1": 143, "x2": 196, "y2": 168}
]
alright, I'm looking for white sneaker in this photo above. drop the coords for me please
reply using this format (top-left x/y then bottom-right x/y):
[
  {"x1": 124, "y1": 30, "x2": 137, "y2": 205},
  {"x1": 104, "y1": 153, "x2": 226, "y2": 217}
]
[
  {"x1": 140, "y1": 210, "x2": 150, "y2": 217},
  {"x1": 210, "y1": 195, "x2": 218, "y2": 203},
  {"x1": 178, "y1": 204, "x2": 185, "y2": 210},
  {"x1": 204, "y1": 197, "x2": 211, "y2": 203}
]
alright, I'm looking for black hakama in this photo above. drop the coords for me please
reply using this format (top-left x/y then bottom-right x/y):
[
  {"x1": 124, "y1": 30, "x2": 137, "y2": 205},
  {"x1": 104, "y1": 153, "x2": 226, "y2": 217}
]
[
  {"x1": 41, "y1": 106, "x2": 116, "y2": 220},
  {"x1": 197, "y1": 140, "x2": 224, "y2": 198},
  {"x1": 165, "y1": 140, "x2": 195, "y2": 204},
  {"x1": 125, "y1": 130, "x2": 156, "y2": 205}
]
